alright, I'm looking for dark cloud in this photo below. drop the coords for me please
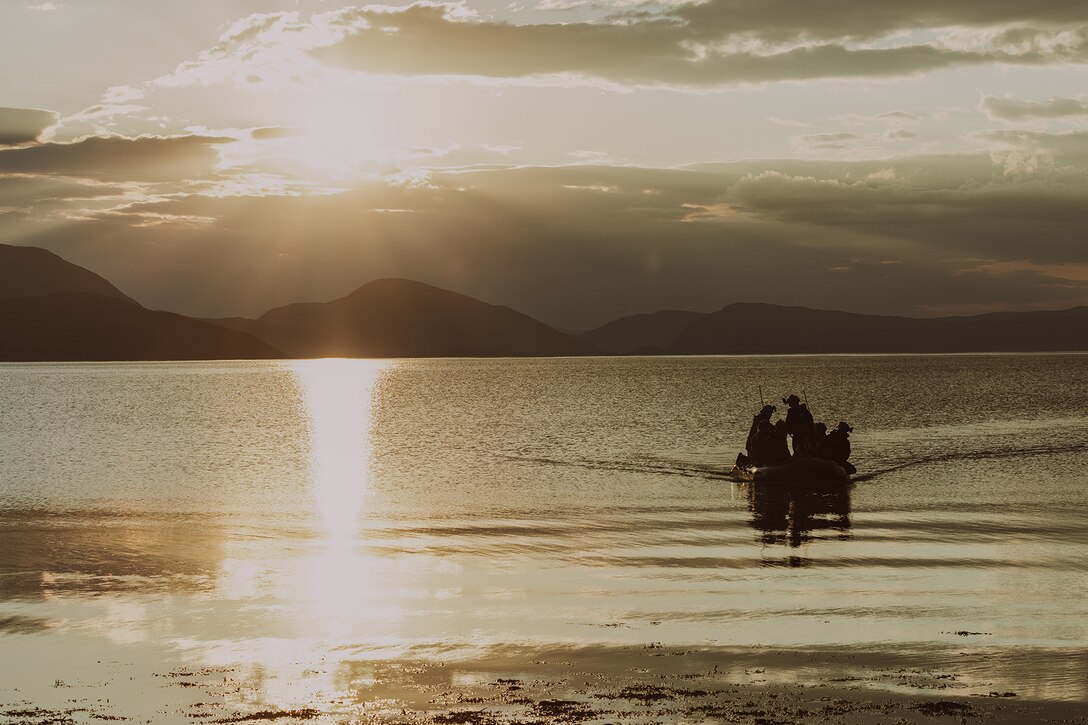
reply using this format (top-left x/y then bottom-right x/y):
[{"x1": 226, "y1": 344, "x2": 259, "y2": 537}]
[
  {"x1": 0, "y1": 107, "x2": 59, "y2": 146},
  {"x1": 0, "y1": 133, "x2": 233, "y2": 181},
  {"x1": 672, "y1": 0, "x2": 1088, "y2": 42},
  {"x1": 725, "y1": 168, "x2": 1088, "y2": 230},
  {"x1": 314, "y1": 6, "x2": 685, "y2": 80},
  {"x1": 981, "y1": 94, "x2": 1088, "y2": 121},
  {"x1": 0, "y1": 176, "x2": 122, "y2": 210},
  {"x1": 311, "y1": 3, "x2": 1088, "y2": 86}
]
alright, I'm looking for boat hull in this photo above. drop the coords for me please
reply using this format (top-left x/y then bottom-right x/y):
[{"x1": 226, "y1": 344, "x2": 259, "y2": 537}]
[{"x1": 731, "y1": 456, "x2": 851, "y2": 484}]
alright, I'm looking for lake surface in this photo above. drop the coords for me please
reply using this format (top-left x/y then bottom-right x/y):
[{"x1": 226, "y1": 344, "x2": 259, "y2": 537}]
[{"x1": 1, "y1": 355, "x2": 1086, "y2": 721}]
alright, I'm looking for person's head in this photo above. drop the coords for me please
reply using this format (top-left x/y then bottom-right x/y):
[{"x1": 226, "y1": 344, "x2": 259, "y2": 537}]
[
  {"x1": 837, "y1": 421, "x2": 853, "y2": 434},
  {"x1": 783, "y1": 394, "x2": 801, "y2": 407},
  {"x1": 759, "y1": 404, "x2": 776, "y2": 418}
]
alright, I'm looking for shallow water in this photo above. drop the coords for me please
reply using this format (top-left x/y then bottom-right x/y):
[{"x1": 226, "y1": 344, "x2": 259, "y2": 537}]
[{"x1": 1, "y1": 355, "x2": 1086, "y2": 719}]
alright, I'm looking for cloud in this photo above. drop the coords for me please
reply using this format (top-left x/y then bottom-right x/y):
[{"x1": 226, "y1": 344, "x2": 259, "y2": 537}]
[
  {"x1": 0, "y1": 176, "x2": 122, "y2": 210},
  {"x1": 0, "y1": 133, "x2": 233, "y2": 182},
  {"x1": 308, "y1": 2, "x2": 1088, "y2": 87},
  {"x1": 794, "y1": 132, "x2": 860, "y2": 150},
  {"x1": 153, "y1": 11, "x2": 336, "y2": 91},
  {"x1": 672, "y1": 0, "x2": 1088, "y2": 43},
  {"x1": 113, "y1": 3, "x2": 1088, "y2": 95},
  {"x1": 976, "y1": 129, "x2": 1088, "y2": 173},
  {"x1": 874, "y1": 111, "x2": 921, "y2": 123},
  {"x1": 251, "y1": 126, "x2": 304, "y2": 140},
  {"x1": 790, "y1": 128, "x2": 919, "y2": 154},
  {"x1": 0, "y1": 107, "x2": 60, "y2": 146},
  {"x1": 9, "y1": 143, "x2": 1087, "y2": 325},
  {"x1": 767, "y1": 116, "x2": 808, "y2": 128},
  {"x1": 981, "y1": 94, "x2": 1088, "y2": 121}
]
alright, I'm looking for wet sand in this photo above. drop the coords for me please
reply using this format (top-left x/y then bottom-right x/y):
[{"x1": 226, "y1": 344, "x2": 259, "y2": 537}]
[{"x1": 3, "y1": 645, "x2": 1086, "y2": 724}]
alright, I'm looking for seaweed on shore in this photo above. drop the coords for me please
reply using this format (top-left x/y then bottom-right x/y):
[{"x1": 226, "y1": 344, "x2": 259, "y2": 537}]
[
  {"x1": 912, "y1": 700, "x2": 976, "y2": 717},
  {"x1": 213, "y1": 708, "x2": 321, "y2": 723}
]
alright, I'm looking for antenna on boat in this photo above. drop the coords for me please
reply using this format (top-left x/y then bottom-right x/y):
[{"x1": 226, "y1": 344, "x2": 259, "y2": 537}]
[
  {"x1": 758, "y1": 385, "x2": 765, "y2": 407},
  {"x1": 803, "y1": 389, "x2": 809, "y2": 405}
]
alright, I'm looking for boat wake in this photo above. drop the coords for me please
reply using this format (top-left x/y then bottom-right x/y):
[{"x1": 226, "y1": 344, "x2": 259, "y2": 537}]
[
  {"x1": 502, "y1": 439, "x2": 1088, "y2": 485},
  {"x1": 853, "y1": 441, "x2": 1088, "y2": 482},
  {"x1": 499, "y1": 453, "x2": 736, "y2": 481}
]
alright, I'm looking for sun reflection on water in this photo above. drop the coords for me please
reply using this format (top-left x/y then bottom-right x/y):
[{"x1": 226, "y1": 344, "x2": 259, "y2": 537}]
[
  {"x1": 206, "y1": 359, "x2": 400, "y2": 713},
  {"x1": 296, "y1": 359, "x2": 384, "y2": 543},
  {"x1": 294, "y1": 359, "x2": 396, "y2": 638}
]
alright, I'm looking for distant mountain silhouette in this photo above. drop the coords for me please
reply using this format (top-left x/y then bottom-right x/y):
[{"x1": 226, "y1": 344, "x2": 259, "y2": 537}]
[
  {"x1": 3, "y1": 243, "x2": 1084, "y2": 360},
  {"x1": 581, "y1": 310, "x2": 707, "y2": 354},
  {"x1": 214, "y1": 278, "x2": 599, "y2": 358},
  {"x1": 670, "y1": 303, "x2": 1088, "y2": 354},
  {"x1": 0, "y1": 243, "x2": 135, "y2": 303},
  {"x1": 0, "y1": 293, "x2": 284, "y2": 361}
]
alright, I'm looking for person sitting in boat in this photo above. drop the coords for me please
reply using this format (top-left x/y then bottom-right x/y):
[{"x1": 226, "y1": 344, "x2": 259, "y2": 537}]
[
  {"x1": 745, "y1": 404, "x2": 776, "y2": 457},
  {"x1": 745, "y1": 418, "x2": 774, "y2": 466},
  {"x1": 782, "y1": 394, "x2": 815, "y2": 456},
  {"x1": 765, "y1": 420, "x2": 791, "y2": 465},
  {"x1": 808, "y1": 422, "x2": 829, "y2": 456},
  {"x1": 821, "y1": 421, "x2": 856, "y2": 475}
]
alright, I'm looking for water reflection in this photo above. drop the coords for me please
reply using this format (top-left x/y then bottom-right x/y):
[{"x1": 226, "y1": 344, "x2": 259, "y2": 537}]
[
  {"x1": 201, "y1": 360, "x2": 395, "y2": 711},
  {"x1": 744, "y1": 482, "x2": 852, "y2": 551},
  {"x1": 292, "y1": 360, "x2": 395, "y2": 632},
  {"x1": 295, "y1": 359, "x2": 385, "y2": 542}
]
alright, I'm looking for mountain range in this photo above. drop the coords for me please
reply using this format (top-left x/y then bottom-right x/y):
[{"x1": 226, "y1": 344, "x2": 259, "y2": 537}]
[
  {"x1": 1, "y1": 243, "x2": 1085, "y2": 361},
  {"x1": 586, "y1": 303, "x2": 1088, "y2": 355},
  {"x1": 0, "y1": 245, "x2": 281, "y2": 361},
  {"x1": 212, "y1": 278, "x2": 596, "y2": 358}
]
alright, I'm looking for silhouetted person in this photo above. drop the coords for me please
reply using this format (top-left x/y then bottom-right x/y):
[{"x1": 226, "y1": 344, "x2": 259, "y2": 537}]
[
  {"x1": 822, "y1": 421, "x2": 856, "y2": 475},
  {"x1": 746, "y1": 418, "x2": 774, "y2": 466},
  {"x1": 782, "y1": 394, "x2": 815, "y2": 456},
  {"x1": 766, "y1": 420, "x2": 791, "y2": 465},
  {"x1": 745, "y1": 404, "x2": 776, "y2": 458},
  {"x1": 808, "y1": 421, "x2": 829, "y2": 457}
]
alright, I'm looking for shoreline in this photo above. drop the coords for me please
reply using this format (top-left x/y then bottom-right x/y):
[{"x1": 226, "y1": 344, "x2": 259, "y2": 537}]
[{"x1": 3, "y1": 644, "x2": 1086, "y2": 724}]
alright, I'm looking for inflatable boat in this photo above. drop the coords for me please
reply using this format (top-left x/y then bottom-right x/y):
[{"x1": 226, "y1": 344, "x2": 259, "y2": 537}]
[{"x1": 730, "y1": 456, "x2": 852, "y2": 484}]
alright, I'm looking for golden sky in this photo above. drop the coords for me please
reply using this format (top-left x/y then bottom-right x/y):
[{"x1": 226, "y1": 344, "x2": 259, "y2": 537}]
[{"x1": 2, "y1": 0, "x2": 1086, "y2": 326}]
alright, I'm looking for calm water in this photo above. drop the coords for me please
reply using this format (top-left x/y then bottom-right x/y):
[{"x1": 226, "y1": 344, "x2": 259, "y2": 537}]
[{"x1": 1, "y1": 355, "x2": 1086, "y2": 717}]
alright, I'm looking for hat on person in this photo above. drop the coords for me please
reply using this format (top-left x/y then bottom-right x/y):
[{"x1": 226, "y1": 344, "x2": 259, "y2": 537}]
[
  {"x1": 783, "y1": 394, "x2": 801, "y2": 405},
  {"x1": 837, "y1": 421, "x2": 853, "y2": 433}
]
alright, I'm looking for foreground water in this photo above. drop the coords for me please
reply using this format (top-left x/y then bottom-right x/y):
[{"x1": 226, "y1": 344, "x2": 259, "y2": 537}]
[{"x1": 1, "y1": 355, "x2": 1086, "y2": 721}]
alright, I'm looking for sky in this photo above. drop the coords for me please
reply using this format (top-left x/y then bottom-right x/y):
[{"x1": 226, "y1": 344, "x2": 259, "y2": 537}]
[{"x1": 1, "y1": 0, "x2": 1087, "y2": 328}]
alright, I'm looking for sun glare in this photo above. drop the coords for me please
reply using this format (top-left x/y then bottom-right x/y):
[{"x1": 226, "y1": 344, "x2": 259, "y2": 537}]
[{"x1": 285, "y1": 89, "x2": 398, "y2": 179}]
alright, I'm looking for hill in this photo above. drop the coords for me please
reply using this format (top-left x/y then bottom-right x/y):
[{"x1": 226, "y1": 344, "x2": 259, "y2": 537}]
[
  {"x1": 4, "y1": 242, "x2": 1082, "y2": 359},
  {"x1": 669, "y1": 303, "x2": 1088, "y2": 354},
  {"x1": 0, "y1": 293, "x2": 284, "y2": 361},
  {"x1": 0, "y1": 243, "x2": 135, "y2": 303},
  {"x1": 221, "y1": 278, "x2": 598, "y2": 358},
  {"x1": 581, "y1": 310, "x2": 707, "y2": 354}
]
